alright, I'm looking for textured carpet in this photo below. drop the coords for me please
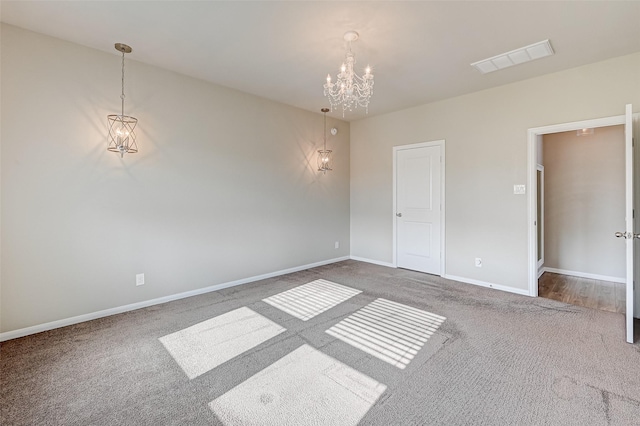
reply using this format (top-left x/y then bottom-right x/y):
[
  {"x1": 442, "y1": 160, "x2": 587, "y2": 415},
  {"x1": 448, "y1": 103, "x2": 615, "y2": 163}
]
[{"x1": 1, "y1": 260, "x2": 640, "y2": 425}]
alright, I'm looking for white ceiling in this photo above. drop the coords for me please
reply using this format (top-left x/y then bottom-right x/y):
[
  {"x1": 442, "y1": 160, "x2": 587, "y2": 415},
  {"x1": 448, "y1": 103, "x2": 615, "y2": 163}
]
[{"x1": 2, "y1": 1, "x2": 639, "y2": 121}]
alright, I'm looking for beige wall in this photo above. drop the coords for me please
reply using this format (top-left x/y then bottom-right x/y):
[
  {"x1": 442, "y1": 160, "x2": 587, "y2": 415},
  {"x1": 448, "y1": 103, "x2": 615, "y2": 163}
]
[
  {"x1": 350, "y1": 52, "x2": 640, "y2": 291},
  {"x1": 0, "y1": 25, "x2": 350, "y2": 333},
  {"x1": 543, "y1": 126, "x2": 625, "y2": 278}
]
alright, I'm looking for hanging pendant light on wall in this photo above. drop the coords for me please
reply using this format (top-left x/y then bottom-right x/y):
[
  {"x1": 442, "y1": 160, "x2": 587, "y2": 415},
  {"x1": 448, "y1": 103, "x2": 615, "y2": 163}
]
[
  {"x1": 318, "y1": 108, "x2": 333, "y2": 174},
  {"x1": 107, "y1": 43, "x2": 138, "y2": 158}
]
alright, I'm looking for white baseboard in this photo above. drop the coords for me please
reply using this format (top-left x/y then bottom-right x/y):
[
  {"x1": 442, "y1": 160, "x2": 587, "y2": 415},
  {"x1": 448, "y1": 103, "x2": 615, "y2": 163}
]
[
  {"x1": 443, "y1": 274, "x2": 531, "y2": 297},
  {"x1": 348, "y1": 258, "x2": 530, "y2": 297},
  {"x1": 349, "y1": 256, "x2": 395, "y2": 268},
  {"x1": 0, "y1": 256, "x2": 350, "y2": 342},
  {"x1": 541, "y1": 267, "x2": 625, "y2": 284}
]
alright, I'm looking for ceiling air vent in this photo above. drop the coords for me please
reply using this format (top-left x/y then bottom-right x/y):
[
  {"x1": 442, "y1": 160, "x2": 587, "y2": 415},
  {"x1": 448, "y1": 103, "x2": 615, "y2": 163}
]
[{"x1": 471, "y1": 39, "x2": 554, "y2": 74}]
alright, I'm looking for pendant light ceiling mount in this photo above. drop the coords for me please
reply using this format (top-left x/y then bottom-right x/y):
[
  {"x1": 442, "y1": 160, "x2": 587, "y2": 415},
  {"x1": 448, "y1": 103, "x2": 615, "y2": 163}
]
[{"x1": 114, "y1": 43, "x2": 132, "y2": 54}]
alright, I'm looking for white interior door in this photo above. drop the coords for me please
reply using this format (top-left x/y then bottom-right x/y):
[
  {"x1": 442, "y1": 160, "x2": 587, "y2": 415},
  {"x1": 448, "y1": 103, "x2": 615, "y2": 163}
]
[
  {"x1": 635, "y1": 109, "x2": 640, "y2": 322},
  {"x1": 623, "y1": 104, "x2": 635, "y2": 343},
  {"x1": 395, "y1": 144, "x2": 442, "y2": 275}
]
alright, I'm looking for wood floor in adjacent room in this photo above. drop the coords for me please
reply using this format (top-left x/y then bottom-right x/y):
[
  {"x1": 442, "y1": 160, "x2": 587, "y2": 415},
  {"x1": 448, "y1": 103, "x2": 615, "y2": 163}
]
[{"x1": 538, "y1": 272, "x2": 625, "y2": 314}]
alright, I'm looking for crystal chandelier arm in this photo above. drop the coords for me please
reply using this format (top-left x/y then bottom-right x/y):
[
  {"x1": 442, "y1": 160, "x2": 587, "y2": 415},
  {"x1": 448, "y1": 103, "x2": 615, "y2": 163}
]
[{"x1": 353, "y1": 81, "x2": 373, "y2": 99}]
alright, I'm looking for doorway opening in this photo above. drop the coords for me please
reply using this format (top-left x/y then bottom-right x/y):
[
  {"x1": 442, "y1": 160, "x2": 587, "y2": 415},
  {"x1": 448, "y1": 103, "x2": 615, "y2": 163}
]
[
  {"x1": 527, "y1": 106, "x2": 638, "y2": 343},
  {"x1": 536, "y1": 125, "x2": 625, "y2": 314}
]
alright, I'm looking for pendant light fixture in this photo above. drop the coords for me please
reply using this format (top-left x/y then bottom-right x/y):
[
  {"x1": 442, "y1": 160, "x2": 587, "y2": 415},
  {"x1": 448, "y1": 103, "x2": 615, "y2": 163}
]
[
  {"x1": 317, "y1": 108, "x2": 333, "y2": 174},
  {"x1": 107, "y1": 43, "x2": 138, "y2": 158},
  {"x1": 323, "y1": 31, "x2": 374, "y2": 117}
]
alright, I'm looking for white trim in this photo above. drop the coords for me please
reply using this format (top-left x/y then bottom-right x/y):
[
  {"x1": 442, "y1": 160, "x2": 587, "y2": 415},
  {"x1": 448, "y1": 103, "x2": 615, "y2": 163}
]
[
  {"x1": 527, "y1": 113, "x2": 627, "y2": 298},
  {"x1": 392, "y1": 140, "x2": 446, "y2": 276},
  {"x1": 350, "y1": 257, "x2": 529, "y2": 296},
  {"x1": 0, "y1": 256, "x2": 350, "y2": 342},
  {"x1": 541, "y1": 267, "x2": 625, "y2": 284},
  {"x1": 349, "y1": 256, "x2": 395, "y2": 268},
  {"x1": 444, "y1": 274, "x2": 531, "y2": 297},
  {"x1": 536, "y1": 164, "x2": 544, "y2": 270}
]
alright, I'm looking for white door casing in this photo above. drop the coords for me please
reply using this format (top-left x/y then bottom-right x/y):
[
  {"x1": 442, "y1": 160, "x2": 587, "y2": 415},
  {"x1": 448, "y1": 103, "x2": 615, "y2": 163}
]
[
  {"x1": 536, "y1": 164, "x2": 544, "y2": 273},
  {"x1": 393, "y1": 141, "x2": 444, "y2": 275}
]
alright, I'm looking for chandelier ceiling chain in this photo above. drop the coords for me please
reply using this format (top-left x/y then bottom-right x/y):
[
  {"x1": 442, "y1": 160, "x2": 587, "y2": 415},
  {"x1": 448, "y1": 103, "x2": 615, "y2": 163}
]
[
  {"x1": 317, "y1": 108, "x2": 332, "y2": 174},
  {"x1": 323, "y1": 31, "x2": 374, "y2": 117},
  {"x1": 107, "y1": 43, "x2": 138, "y2": 158}
]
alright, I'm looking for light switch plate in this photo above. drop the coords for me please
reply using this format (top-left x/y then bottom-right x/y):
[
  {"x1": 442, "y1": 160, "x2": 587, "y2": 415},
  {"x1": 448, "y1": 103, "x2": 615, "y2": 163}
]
[{"x1": 513, "y1": 184, "x2": 526, "y2": 195}]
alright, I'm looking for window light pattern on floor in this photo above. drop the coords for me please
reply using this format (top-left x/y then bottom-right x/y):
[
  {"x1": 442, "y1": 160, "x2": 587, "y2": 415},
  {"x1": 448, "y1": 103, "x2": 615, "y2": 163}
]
[
  {"x1": 159, "y1": 307, "x2": 286, "y2": 379},
  {"x1": 326, "y1": 298, "x2": 445, "y2": 369},
  {"x1": 209, "y1": 344, "x2": 386, "y2": 426},
  {"x1": 262, "y1": 279, "x2": 361, "y2": 321}
]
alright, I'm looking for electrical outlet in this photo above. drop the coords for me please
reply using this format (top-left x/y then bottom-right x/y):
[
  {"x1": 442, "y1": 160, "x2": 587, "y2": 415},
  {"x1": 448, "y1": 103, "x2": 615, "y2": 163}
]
[
  {"x1": 475, "y1": 258, "x2": 482, "y2": 268},
  {"x1": 335, "y1": 241, "x2": 340, "y2": 249},
  {"x1": 513, "y1": 184, "x2": 526, "y2": 195},
  {"x1": 136, "y1": 273, "x2": 145, "y2": 286}
]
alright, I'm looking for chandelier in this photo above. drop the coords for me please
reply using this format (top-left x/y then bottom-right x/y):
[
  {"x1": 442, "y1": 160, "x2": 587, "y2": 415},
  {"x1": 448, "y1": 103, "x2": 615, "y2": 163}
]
[
  {"x1": 317, "y1": 108, "x2": 332, "y2": 174},
  {"x1": 107, "y1": 43, "x2": 138, "y2": 158},
  {"x1": 323, "y1": 31, "x2": 374, "y2": 117}
]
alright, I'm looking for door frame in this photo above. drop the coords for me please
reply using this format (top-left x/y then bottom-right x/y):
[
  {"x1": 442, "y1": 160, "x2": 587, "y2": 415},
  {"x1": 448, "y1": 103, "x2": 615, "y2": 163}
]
[
  {"x1": 392, "y1": 140, "x2": 446, "y2": 275},
  {"x1": 536, "y1": 164, "x2": 544, "y2": 274},
  {"x1": 527, "y1": 114, "x2": 627, "y2": 298}
]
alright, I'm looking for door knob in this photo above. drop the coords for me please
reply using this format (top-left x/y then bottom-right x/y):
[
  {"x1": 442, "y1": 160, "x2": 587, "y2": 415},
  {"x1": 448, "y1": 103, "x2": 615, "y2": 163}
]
[
  {"x1": 396, "y1": 213, "x2": 402, "y2": 217},
  {"x1": 615, "y1": 231, "x2": 636, "y2": 239}
]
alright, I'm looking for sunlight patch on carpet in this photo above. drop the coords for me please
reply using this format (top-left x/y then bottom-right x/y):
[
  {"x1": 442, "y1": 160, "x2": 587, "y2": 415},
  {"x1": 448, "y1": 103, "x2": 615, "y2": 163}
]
[
  {"x1": 326, "y1": 298, "x2": 445, "y2": 369},
  {"x1": 209, "y1": 344, "x2": 386, "y2": 425},
  {"x1": 159, "y1": 307, "x2": 286, "y2": 379},
  {"x1": 262, "y1": 279, "x2": 361, "y2": 321}
]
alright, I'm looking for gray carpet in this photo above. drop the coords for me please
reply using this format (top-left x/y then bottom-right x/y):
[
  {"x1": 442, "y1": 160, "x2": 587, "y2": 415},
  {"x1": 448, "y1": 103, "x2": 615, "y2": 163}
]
[{"x1": 1, "y1": 260, "x2": 640, "y2": 425}]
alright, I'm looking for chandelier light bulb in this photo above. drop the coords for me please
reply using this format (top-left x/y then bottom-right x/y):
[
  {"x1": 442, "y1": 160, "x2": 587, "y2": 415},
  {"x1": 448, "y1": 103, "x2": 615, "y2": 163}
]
[{"x1": 116, "y1": 127, "x2": 129, "y2": 138}]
